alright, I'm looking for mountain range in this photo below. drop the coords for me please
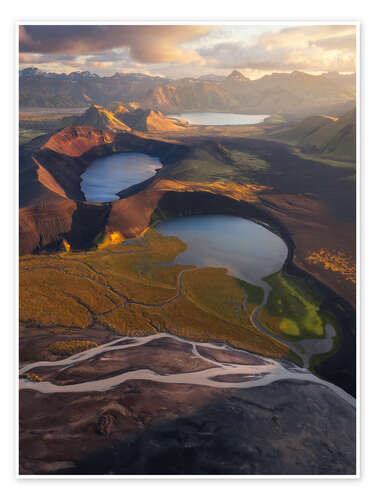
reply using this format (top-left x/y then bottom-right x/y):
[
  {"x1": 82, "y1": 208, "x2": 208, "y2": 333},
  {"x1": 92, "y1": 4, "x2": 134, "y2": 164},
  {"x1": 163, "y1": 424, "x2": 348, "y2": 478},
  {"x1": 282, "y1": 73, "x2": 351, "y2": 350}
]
[{"x1": 20, "y1": 68, "x2": 355, "y2": 116}]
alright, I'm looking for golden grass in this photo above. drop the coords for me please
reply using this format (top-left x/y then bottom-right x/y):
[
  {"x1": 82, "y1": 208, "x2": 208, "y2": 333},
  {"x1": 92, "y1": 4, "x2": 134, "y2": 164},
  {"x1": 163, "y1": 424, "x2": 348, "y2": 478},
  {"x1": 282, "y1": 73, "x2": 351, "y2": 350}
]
[
  {"x1": 99, "y1": 295, "x2": 288, "y2": 358},
  {"x1": 20, "y1": 373, "x2": 43, "y2": 382},
  {"x1": 19, "y1": 228, "x2": 294, "y2": 360},
  {"x1": 183, "y1": 268, "x2": 261, "y2": 329},
  {"x1": 20, "y1": 285, "x2": 92, "y2": 328},
  {"x1": 98, "y1": 304, "x2": 157, "y2": 335},
  {"x1": 20, "y1": 267, "x2": 121, "y2": 328},
  {"x1": 19, "y1": 229, "x2": 189, "y2": 328},
  {"x1": 48, "y1": 340, "x2": 98, "y2": 356},
  {"x1": 306, "y1": 249, "x2": 356, "y2": 284},
  {"x1": 152, "y1": 179, "x2": 270, "y2": 203}
]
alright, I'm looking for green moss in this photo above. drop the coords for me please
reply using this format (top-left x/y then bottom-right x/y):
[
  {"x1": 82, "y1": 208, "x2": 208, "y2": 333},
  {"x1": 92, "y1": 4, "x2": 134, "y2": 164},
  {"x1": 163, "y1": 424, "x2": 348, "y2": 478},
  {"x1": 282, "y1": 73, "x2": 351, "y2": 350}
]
[
  {"x1": 19, "y1": 129, "x2": 46, "y2": 145},
  {"x1": 280, "y1": 318, "x2": 300, "y2": 336},
  {"x1": 259, "y1": 271, "x2": 324, "y2": 339}
]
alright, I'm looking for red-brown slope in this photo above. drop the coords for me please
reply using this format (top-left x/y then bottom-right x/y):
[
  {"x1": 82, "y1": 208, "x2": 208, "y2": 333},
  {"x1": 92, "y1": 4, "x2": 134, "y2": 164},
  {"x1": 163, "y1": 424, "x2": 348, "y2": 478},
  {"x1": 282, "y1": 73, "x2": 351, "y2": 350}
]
[
  {"x1": 19, "y1": 126, "x2": 117, "y2": 253},
  {"x1": 41, "y1": 126, "x2": 115, "y2": 157},
  {"x1": 19, "y1": 199, "x2": 77, "y2": 255},
  {"x1": 107, "y1": 189, "x2": 163, "y2": 238}
]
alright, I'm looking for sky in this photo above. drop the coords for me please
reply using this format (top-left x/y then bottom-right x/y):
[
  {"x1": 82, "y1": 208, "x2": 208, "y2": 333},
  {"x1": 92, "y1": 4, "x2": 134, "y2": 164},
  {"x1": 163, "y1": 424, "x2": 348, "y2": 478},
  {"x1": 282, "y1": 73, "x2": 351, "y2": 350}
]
[{"x1": 19, "y1": 24, "x2": 356, "y2": 80}]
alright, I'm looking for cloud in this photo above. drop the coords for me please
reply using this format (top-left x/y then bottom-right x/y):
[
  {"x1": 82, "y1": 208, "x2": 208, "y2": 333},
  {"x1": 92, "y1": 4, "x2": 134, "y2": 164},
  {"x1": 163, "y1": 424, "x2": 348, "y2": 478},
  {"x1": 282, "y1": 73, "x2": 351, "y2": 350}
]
[
  {"x1": 19, "y1": 25, "x2": 212, "y2": 64},
  {"x1": 198, "y1": 25, "x2": 356, "y2": 73},
  {"x1": 257, "y1": 25, "x2": 355, "y2": 50},
  {"x1": 315, "y1": 34, "x2": 356, "y2": 51},
  {"x1": 19, "y1": 53, "x2": 73, "y2": 64},
  {"x1": 19, "y1": 25, "x2": 357, "y2": 78},
  {"x1": 19, "y1": 47, "x2": 136, "y2": 75}
]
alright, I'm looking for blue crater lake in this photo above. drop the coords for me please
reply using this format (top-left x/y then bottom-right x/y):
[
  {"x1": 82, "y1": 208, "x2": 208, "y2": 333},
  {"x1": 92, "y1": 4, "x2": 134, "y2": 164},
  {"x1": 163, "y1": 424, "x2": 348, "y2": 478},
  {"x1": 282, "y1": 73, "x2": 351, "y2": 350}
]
[
  {"x1": 156, "y1": 214, "x2": 288, "y2": 284},
  {"x1": 81, "y1": 152, "x2": 162, "y2": 202}
]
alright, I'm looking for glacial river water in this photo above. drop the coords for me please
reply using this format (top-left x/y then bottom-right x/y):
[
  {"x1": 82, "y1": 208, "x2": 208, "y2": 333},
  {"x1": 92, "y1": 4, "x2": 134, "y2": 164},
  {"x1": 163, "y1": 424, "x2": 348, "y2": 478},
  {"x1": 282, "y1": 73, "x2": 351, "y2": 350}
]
[{"x1": 19, "y1": 333, "x2": 353, "y2": 407}]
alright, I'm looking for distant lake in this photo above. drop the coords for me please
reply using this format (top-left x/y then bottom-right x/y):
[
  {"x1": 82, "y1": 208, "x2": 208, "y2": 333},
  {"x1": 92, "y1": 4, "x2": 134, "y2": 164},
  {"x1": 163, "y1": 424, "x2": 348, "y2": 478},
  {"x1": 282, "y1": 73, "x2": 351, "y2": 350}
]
[
  {"x1": 81, "y1": 152, "x2": 162, "y2": 202},
  {"x1": 156, "y1": 215, "x2": 287, "y2": 284},
  {"x1": 167, "y1": 112, "x2": 270, "y2": 126}
]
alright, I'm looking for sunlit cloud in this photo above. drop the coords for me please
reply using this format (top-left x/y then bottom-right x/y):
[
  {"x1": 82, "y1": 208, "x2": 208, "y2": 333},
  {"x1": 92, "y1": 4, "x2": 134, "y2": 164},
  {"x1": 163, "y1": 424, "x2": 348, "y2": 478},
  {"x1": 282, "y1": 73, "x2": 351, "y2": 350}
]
[
  {"x1": 199, "y1": 25, "x2": 356, "y2": 73},
  {"x1": 19, "y1": 25, "x2": 356, "y2": 78},
  {"x1": 257, "y1": 25, "x2": 355, "y2": 50}
]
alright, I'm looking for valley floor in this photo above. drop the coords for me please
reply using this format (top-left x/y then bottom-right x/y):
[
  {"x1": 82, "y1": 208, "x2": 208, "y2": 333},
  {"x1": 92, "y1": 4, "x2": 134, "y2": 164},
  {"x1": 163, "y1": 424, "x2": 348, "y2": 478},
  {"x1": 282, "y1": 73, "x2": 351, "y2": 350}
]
[{"x1": 18, "y1": 120, "x2": 357, "y2": 476}]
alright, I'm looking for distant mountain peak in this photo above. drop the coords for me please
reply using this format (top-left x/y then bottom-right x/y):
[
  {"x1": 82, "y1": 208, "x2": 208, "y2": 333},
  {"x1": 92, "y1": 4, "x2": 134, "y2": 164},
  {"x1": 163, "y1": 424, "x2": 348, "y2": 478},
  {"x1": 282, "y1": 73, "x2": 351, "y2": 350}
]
[
  {"x1": 19, "y1": 67, "x2": 44, "y2": 77},
  {"x1": 290, "y1": 70, "x2": 312, "y2": 79},
  {"x1": 68, "y1": 70, "x2": 100, "y2": 79},
  {"x1": 226, "y1": 70, "x2": 249, "y2": 82}
]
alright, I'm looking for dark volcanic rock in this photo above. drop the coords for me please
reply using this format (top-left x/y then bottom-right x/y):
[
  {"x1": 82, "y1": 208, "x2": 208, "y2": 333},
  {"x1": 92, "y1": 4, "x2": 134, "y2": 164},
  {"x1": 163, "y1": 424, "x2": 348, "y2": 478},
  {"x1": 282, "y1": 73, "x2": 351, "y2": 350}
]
[
  {"x1": 20, "y1": 378, "x2": 355, "y2": 476},
  {"x1": 64, "y1": 381, "x2": 355, "y2": 476}
]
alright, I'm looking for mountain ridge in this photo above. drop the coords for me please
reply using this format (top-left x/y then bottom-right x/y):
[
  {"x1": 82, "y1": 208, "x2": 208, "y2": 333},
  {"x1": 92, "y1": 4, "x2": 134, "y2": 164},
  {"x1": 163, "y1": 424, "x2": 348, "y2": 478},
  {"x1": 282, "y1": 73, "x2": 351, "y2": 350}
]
[
  {"x1": 58, "y1": 104, "x2": 189, "y2": 133},
  {"x1": 20, "y1": 68, "x2": 356, "y2": 116},
  {"x1": 69, "y1": 105, "x2": 131, "y2": 132},
  {"x1": 271, "y1": 109, "x2": 356, "y2": 161}
]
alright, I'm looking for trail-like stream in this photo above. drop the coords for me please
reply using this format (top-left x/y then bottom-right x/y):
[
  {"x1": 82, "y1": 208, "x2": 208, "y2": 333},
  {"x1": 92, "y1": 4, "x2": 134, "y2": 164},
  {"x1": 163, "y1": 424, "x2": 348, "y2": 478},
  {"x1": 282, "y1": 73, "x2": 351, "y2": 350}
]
[
  {"x1": 20, "y1": 217, "x2": 343, "y2": 408},
  {"x1": 245, "y1": 282, "x2": 310, "y2": 366},
  {"x1": 156, "y1": 215, "x2": 338, "y2": 368}
]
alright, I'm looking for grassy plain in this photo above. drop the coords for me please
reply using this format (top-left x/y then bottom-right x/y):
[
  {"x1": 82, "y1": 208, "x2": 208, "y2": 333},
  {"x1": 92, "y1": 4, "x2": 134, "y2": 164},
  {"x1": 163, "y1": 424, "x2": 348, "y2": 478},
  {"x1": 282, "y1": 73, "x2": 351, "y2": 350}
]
[
  {"x1": 19, "y1": 228, "x2": 292, "y2": 360},
  {"x1": 163, "y1": 143, "x2": 270, "y2": 186},
  {"x1": 19, "y1": 129, "x2": 46, "y2": 145}
]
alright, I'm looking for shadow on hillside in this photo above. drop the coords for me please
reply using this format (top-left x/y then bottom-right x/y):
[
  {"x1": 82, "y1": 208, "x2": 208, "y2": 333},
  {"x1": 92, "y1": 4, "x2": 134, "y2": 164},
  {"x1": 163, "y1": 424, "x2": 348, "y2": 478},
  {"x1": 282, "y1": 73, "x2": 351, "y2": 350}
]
[
  {"x1": 56, "y1": 380, "x2": 356, "y2": 476},
  {"x1": 63, "y1": 201, "x2": 111, "y2": 250}
]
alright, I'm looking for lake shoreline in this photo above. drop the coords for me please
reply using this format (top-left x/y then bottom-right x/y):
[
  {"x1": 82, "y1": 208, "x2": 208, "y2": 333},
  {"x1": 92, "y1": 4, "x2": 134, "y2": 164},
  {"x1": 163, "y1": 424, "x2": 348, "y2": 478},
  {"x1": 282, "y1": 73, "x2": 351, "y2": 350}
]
[
  {"x1": 167, "y1": 112, "x2": 270, "y2": 126},
  {"x1": 81, "y1": 152, "x2": 162, "y2": 203}
]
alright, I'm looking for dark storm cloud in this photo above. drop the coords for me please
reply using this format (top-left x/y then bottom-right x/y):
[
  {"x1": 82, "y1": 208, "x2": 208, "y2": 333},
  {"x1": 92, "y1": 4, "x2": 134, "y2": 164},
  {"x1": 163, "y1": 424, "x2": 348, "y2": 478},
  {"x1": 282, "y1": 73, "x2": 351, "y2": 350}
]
[{"x1": 19, "y1": 25, "x2": 212, "y2": 63}]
